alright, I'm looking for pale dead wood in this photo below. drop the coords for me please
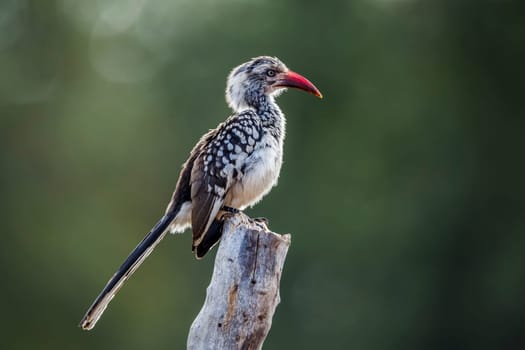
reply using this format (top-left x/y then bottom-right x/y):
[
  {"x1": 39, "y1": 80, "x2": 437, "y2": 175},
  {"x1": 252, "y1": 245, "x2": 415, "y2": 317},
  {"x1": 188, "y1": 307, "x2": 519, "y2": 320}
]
[{"x1": 187, "y1": 214, "x2": 291, "y2": 350}]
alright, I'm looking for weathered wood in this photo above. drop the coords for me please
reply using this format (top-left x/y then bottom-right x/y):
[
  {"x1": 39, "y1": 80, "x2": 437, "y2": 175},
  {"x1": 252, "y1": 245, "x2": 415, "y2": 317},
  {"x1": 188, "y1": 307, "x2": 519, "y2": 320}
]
[{"x1": 187, "y1": 214, "x2": 291, "y2": 350}]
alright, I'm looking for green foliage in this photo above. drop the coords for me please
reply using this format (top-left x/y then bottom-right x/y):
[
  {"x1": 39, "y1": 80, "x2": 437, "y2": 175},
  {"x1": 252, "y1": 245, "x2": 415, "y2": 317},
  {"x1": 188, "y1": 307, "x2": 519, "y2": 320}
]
[{"x1": 1, "y1": 0, "x2": 524, "y2": 349}]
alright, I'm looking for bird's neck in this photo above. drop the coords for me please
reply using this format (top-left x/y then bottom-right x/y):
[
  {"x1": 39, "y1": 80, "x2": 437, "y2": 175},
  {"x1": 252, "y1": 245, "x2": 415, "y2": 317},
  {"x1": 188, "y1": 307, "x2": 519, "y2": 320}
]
[
  {"x1": 233, "y1": 92, "x2": 285, "y2": 138},
  {"x1": 246, "y1": 93, "x2": 283, "y2": 124},
  {"x1": 253, "y1": 94, "x2": 285, "y2": 141}
]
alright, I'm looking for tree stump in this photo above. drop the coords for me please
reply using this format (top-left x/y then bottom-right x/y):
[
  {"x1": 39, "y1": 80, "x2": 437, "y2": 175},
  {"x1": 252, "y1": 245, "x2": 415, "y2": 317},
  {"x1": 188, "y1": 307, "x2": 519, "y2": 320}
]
[{"x1": 187, "y1": 214, "x2": 291, "y2": 350}]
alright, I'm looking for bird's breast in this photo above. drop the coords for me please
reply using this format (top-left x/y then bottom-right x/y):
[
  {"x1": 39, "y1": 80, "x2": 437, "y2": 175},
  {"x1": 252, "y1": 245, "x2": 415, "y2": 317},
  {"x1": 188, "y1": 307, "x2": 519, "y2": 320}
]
[{"x1": 225, "y1": 134, "x2": 283, "y2": 209}]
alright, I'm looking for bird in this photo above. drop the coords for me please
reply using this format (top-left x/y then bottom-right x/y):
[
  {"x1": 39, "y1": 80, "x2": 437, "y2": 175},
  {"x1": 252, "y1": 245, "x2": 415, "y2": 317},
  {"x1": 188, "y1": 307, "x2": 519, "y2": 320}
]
[{"x1": 79, "y1": 56, "x2": 322, "y2": 330}]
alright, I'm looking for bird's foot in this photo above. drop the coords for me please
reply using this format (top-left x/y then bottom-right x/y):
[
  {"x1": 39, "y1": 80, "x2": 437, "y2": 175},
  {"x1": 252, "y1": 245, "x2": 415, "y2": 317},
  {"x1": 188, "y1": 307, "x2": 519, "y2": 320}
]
[
  {"x1": 221, "y1": 207, "x2": 269, "y2": 229},
  {"x1": 252, "y1": 217, "x2": 269, "y2": 225},
  {"x1": 250, "y1": 217, "x2": 269, "y2": 230}
]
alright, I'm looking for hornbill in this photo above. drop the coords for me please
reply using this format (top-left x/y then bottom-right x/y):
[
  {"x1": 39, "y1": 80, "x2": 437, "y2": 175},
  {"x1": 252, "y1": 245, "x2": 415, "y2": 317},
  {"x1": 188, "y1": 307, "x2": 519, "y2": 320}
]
[{"x1": 80, "y1": 56, "x2": 322, "y2": 330}]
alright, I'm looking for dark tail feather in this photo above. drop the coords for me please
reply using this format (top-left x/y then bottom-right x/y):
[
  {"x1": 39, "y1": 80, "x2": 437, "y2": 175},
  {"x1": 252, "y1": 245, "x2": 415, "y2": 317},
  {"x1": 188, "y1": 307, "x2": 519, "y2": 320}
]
[
  {"x1": 194, "y1": 218, "x2": 225, "y2": 259},
  {"x1": 79, "y1": 211, "x2": 176, "y2": 330}
]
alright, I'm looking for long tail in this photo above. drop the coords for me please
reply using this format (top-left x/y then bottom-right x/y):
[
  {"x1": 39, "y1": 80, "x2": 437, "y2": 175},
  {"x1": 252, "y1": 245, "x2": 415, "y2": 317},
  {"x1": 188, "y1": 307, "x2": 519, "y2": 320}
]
[{"x1": 79, "y1": 211, "x2": 176, "y2": 330}]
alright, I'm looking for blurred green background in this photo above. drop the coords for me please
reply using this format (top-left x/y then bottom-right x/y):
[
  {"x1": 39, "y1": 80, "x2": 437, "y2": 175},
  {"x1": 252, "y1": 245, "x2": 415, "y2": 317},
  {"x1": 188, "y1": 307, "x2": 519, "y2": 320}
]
[{"x1": 1, "y1": 0, "x2": 524, "y2": 349}]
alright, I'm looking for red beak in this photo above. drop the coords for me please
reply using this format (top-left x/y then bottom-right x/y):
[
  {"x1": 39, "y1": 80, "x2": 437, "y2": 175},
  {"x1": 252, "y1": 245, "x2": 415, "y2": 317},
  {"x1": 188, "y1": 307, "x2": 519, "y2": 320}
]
[{"x1": 276, "y1": 70, "x2": 323, "y2": 98}]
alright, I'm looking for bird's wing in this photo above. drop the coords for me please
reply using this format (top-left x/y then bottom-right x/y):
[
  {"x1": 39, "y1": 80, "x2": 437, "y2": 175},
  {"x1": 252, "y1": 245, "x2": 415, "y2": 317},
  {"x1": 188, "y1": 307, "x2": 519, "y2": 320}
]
[
  {"x1": 189, "y1": 112, "x2": 253, "y2": 251},
  {"x1": 190, "y1": 152, "x2": 229, "y2": 248}
]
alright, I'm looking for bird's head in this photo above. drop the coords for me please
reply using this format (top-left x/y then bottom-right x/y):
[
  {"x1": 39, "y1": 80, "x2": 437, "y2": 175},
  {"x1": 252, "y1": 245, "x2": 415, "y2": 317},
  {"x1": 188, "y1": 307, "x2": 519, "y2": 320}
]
[{"x1": 226, "y1": 56, "x2": 322, "y2": 111}]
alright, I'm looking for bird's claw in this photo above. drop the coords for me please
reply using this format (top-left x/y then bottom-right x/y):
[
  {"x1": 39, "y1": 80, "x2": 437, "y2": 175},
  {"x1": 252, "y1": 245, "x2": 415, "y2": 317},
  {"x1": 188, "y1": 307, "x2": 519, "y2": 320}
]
[
  {"x1": 221, "y1": 207, "x2": 269, "y2": 229},
  {"x1": 253, "y1": 217, "x2": 269, "y2": 225},
  {"x1": 250, "y1": 217, "x2": 269, "y2": 230}
]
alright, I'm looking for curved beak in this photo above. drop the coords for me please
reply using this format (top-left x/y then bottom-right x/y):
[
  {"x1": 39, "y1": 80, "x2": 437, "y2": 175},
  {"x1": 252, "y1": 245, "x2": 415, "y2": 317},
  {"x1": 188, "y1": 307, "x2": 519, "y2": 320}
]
[{"x1": 275, "y1": 70, "x2": 323, "y2": 99}]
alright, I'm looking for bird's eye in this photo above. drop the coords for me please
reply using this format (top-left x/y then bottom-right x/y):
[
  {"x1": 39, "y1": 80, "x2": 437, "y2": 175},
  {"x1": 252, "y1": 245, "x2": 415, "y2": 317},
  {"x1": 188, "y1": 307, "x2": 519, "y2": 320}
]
[{"x1": 266, "y1": 69, "x2": 276, "y2": 77}]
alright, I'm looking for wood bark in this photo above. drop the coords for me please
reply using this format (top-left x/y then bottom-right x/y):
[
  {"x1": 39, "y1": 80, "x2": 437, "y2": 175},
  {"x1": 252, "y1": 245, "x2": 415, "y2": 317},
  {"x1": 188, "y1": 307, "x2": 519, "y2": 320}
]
[{"x1": 187, "y1": 214, "x2": 291, "y2": 350}]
